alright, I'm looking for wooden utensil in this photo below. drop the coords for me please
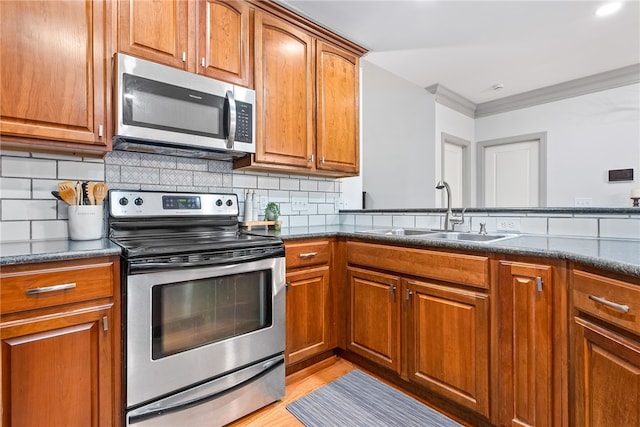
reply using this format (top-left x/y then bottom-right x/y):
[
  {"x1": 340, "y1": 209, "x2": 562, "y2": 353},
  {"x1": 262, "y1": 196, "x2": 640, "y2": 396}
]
[
  {"x1": 57, "y1": 183, "x2": 76, "y2": 205},
  {"x1": 94, "y1": 182, "x2": 108, "y2": 205},
  {"x1": 86, "y1": 182, "x2": 96, "y2": 205},
  {"x1": 76, "y1": 182, "x2": 83, "y2": 205}
]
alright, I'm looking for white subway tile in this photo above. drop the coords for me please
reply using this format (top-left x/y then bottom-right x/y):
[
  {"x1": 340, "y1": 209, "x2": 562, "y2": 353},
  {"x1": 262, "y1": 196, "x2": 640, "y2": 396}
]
[
  {"x1": 373, "y1": 215, "x2": 393, "y2": 227},
  {"x1": 415, "y1": 215, "x2": 441, "y2": 229},
  {"x1": 355, "y1": 215, "x2": 373, "y2": 227},
  {"x1": 0, "y1": 221, "x2": 30, "y2": 242},
  {"x1": 520, "y1": 217, "x2": 548, "y2": 235},
  {"x1": 280, "y1": 178, "x2": 300, "y2": 191},
  {"x1": 58, "y1": 161, "x2": 105, "y2": 181},
  {"x1": 317, "y1": 181, "x2": 335, "y2": 192},
  {"x1": 308, "y1": 192, "x2": 326, "y2": 203},
  {"x1": 548, "y1": 218, "x2": 598, "y2": 237},
  {"x1": 600, "y1": 218, "x2": 640, "y2": 239},
  {"x1": 308, "y1": 215, "x2": 326, "y2": 226},
  {"x1": 469, "y1": 216, "x2": 496, "y2": 233},
  {"x1": 300, "y1": 180, "x2": 318, "y2": 191},
  {"x1": 233, "y1": 174, "x2": 256, "y2": 188},
  {"x1": 289, "y1": 215, "x2": 308, "y2": 227},
  {"x1": 326, "y1": 214, "x2": 340, "y2": 225},
  {"x1": 2, "y1": 157, "x2": 56, "y2": 179},
  {"x1": 392, "y1": 215, "x2": 415, "y2": 228},
  {"x1": 266, "y1": 190, "x2": 289, "y2": 203},
  {"x1": 2, "y1": 200, "x2": 57, "y2": 221},
  {"x1": 32, "y1": 220, "x2": 68, "y2": 240},
  {"x1": 258, "y1": 176, "x2": 280, "y2": 190},
  {"x1": 0, "y1": 149, "x2": 29, "y2": 157},
  {"x1": 32, "y1": 179, "x2": 58, "y2": 199},
  {"x1": 1, "y1": 178, "x2": 30, "y2": 199},
  {"x1": 340, "y1": 214, "x2": 355, "y2": 225},
  {"x1": 317, "y1": 203, "x2": 336, "y2": 215},
  {"x1": 33, "y1": 152, "x2": 81, "y2": 161}
]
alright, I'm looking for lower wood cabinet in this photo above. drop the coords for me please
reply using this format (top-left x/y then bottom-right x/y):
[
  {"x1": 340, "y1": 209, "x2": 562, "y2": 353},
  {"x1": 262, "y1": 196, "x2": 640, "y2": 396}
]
[
  {"x1": 496, "y1": 260, "x2": 557, "y2": 427},
  {"x1": 345, "y1": 242, "x2": 491, "y2": 418},
  {"x1": 284, "y1": 239, "x2": 335, "y2": 367},
  {"x1": 0, "y1": 256, "x2": 120, "y2": 427},
  {"x1": 286, "y1": 265, "x2": 331, "y2": 365},
  {"x1": 571, "y1": 269, "x2": 640, "y2": 426},
  {"x1": 405, "y1": 278, "x2": 490, "y2": 417},
  {"x1": 347, "y1": 267, "x2": 401, "y2": 373}
]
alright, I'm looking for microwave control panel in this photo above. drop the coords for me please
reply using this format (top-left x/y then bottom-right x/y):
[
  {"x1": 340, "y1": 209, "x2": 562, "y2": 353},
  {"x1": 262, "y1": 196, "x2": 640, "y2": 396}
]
[{"x1": 235, "y1": 101, "x2": 253, "y2": 143}]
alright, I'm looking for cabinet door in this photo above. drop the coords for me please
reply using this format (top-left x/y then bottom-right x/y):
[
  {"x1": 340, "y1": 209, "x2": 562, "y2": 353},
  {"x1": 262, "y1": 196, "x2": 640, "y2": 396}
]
[
  {"x1": 573, "y1": 317, "x2": 640, "y2": 427},
  {"x1": 347, "y1": 267, "x2": 400, "y2": 373},
  {"x1": 285, "y1": 265, "x2": 331, "y2": 365},
  {"x1": 497, "y1": 261, "x2": 553, "y2": 427},
  {"x1": 254, "y1": 10, "x2": 314, "y2": 168},
  {"x1": 1, "y1": 307, "x2": 114, "y2": 427},
  {"x1": 0, "y1": 0, "x2": 109, "y2": 148},
  {"x1": 198, "y1": 0, "x2": 251, "y2": 86},
  {"x1": 118, "y1": 0, "x2": 192, "y2": 71},
  {"x1": 316, "y1": 41, "x2": 359, "y2": 175},
  {"x1": 405, "y1": 279, "x2": 490, "y2": 417}
]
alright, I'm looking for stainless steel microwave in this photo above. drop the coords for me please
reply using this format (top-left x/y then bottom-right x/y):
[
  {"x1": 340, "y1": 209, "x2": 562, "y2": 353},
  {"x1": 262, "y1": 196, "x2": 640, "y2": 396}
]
[{"x1": 113, "y1": 53, "x2": 255, "y2": 158}]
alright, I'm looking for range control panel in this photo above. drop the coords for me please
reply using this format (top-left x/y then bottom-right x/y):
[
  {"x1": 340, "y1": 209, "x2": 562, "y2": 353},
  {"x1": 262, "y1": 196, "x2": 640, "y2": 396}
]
[{"x1": 109, "y1": 190, "x2": 238, "y2": 218}]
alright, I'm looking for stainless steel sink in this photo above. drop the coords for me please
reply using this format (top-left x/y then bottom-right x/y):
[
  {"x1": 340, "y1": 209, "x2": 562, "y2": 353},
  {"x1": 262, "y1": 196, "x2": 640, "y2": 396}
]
[
  {"x1": 357, "y1": 228, "x2": 436, "y2": 236},
  {"x1": 357, "y1": 228, "x2": 519, "y2": 243},
  {"x1": 425, "y1": 232, "x2": 519, "y2": 243}
]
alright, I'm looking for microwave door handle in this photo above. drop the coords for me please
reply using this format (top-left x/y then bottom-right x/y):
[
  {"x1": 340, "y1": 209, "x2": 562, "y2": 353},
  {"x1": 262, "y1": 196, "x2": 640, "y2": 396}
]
[{"x1": 226, "y1": 90, "x2": 236, "y2": 149}]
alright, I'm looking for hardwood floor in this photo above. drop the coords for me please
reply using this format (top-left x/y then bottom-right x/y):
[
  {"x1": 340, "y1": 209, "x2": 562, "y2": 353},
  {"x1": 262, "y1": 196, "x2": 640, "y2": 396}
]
[{"x1": 228, "y1": 356, "x2": 470, "y2": 426}]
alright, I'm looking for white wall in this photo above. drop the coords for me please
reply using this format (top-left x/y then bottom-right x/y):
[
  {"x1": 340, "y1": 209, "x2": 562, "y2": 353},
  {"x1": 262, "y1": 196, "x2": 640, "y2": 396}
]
[
  {"x1": 359, "y1": 60, "x2": 436, "y2": 209},
  {"x1": 476, "y1": 84, "x2": 640, "y2": 207}
]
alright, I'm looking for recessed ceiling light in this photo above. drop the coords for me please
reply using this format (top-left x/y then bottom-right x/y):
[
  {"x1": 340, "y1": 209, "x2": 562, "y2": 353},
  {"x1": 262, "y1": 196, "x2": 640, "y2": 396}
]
[{"x1": 595, "y1": 2, "x2": 622, "y2": 17}]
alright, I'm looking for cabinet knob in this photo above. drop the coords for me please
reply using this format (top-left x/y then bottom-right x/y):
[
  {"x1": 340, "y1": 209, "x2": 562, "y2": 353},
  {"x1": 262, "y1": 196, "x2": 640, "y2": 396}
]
[
  {"x1": 309, "y1": 154, "x2": 314, "y2": 162},
  {"x1": 182, "y1": 51, "x2": 187, "y2": 62},
  {"x1": 405, "y1": 289, "x2": 413, "y2": 301},
  {"x1": 201, "y1": 57, "x2": 206, "y2": 67}
]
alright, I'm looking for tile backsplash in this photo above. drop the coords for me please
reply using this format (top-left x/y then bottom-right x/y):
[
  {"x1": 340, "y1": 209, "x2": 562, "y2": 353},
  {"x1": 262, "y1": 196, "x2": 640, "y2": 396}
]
[{"x1": 0, "y1": 149, "x2": 341, "y2": 242}]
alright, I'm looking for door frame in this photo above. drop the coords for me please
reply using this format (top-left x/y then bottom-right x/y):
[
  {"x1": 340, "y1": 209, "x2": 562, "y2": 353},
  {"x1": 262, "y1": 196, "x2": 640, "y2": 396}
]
[
  {"x1": 441, "y1": 132, "x2": 471, "y2": 208},
  {"x1": 476, "y1": 132, "x2": 547, "y2": 207}
]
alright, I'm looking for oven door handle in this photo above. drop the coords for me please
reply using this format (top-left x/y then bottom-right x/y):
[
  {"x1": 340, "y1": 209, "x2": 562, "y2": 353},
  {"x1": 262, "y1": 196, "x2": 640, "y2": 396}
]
[{"x1": 127, "y1": 354, "x2": 284, "y2": 424}]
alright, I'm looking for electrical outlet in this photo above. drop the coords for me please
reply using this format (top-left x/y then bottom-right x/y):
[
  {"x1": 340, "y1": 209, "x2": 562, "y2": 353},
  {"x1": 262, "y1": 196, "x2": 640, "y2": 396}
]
[
  {"x1": 291, "y1": 198, "x2": 308, "y2": 212},
  {"x1": 574, "y1": 197, "x2": 593, "y2": 207},
  {"x1": 496, "y1": 218, "x2": 521, "y2": 232}
]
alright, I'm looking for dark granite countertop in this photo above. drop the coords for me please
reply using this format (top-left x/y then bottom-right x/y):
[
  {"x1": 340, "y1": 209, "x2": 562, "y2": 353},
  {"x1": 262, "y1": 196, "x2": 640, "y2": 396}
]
[
  {"x1": 2, "y1": 225, "x2": 639, "y2": 278},
  {"x1": 245, "y1": 225, "x2": 640, "y2": 278},
  {"x1": 0, "y1": 238, "x2": 122, "y2": 266}
]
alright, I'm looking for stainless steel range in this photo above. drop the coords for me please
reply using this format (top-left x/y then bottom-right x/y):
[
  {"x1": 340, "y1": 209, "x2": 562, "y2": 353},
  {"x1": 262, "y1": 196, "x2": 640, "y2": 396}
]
[{"x1": 108, "y1": 190, "x2": 285, "y2": 427}]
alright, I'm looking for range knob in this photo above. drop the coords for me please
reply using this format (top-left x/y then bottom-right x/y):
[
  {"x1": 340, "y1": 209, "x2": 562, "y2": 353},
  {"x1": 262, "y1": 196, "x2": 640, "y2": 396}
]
[
  {"x1": 119, "y1": 197, "x2": 129, "y2": 206},
  {"x1": 134, "y1": 197, "x2": 144, "y2": 206},
  {"x1": 226, "y1": 199, "x2": 233, "y2": 207},
  {"x1": 216, "y1": 199, "x2": 223, "y2": 206}
]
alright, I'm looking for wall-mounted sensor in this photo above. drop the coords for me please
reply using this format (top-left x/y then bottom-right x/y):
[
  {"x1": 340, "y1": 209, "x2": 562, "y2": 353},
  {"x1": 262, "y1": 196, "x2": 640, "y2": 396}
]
[{"x1": 608, "y1": 168, "x2": 634, "y2": 182}]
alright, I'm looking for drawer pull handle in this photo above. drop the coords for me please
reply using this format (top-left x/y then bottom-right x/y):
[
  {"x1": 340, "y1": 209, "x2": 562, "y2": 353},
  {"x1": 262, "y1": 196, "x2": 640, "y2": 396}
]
[
  {"x1": 26, "y1": 282, "x2": 76, "y2": 295},
  {"x1": 298, "y1": 252, "x2": 318, "y2": 259},
  {"x1": 588, "y1": 295, "x2": 629, "y2": 314}
]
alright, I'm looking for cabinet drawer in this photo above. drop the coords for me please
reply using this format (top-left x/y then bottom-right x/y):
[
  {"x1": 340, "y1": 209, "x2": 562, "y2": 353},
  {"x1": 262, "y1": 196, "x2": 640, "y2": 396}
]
[
  {"x1": 285, "y1": 240, "x2": 331, "y2": 269},
  {"x1": 573, "y1": 270, "x2": 640, "y2": 335},
  {"x1": 1, "y1": 262, "x2": 114, "y2": 315}
]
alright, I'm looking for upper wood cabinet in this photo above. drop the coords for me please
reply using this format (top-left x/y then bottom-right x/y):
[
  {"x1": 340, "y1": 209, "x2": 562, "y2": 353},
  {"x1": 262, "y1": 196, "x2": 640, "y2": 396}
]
[
  {"x1": 252, "y1": 10, "x2": 315, "y2": 169},
  {"x1": 118, "y1": 0, "x2": 251, "y2": 86},
  {"x1": 0, "y1": 0, "x2": 112, "y2": 155},
  {"x1": 234, "y1": 4, "x2": 365, "y2": 177},
  {"x1": 316, "y1": 41, "x2": 359, "y2": 175}
]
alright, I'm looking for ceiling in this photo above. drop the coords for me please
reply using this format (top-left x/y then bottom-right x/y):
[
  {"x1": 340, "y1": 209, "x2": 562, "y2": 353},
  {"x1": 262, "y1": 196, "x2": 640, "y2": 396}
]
[{"x1": 277, "y1": 0, "x2": 640, "y2": 104}]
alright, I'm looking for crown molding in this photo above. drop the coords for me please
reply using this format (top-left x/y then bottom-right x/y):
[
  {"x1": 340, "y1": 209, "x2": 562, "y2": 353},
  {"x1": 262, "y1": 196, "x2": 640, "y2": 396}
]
[
  {"x1": 475, "y1": 64, "x2": 640, "y2": 118},
  {"x1": 425, "y1": 84, "x2": 477, "y2": 118}
]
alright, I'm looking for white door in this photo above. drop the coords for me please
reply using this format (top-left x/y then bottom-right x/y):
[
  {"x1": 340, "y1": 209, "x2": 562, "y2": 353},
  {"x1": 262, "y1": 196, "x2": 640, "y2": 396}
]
[
  {"x1": 484, "y1": 140, "x2": 539, "y2": 207},
  {"x1": 443, "y1": 142, "x2": 464, "y2": 208}
]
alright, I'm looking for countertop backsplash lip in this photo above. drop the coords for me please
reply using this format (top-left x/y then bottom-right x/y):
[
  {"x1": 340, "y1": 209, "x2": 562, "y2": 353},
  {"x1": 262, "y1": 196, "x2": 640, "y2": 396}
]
[{"x1": 340, "y1": 207, "x2": 640, "y2": 215}]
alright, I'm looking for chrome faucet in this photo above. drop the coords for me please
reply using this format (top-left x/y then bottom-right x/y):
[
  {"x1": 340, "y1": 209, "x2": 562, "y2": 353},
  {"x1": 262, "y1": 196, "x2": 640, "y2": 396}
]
[{"x1": 435, "y1": 180, "x2": 465, "y2": 231}]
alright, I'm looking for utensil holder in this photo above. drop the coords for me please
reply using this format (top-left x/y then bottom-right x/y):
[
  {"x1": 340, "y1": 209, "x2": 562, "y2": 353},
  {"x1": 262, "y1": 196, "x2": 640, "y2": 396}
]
[{"x1": 68, "y1": 205, "x2": 104, "y2": 240}]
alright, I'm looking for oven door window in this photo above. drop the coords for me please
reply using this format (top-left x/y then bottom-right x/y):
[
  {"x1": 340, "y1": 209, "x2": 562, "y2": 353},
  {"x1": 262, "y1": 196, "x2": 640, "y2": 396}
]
[{"x1": 151, "y1": 270, "x2": 272, "y2": 359}]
